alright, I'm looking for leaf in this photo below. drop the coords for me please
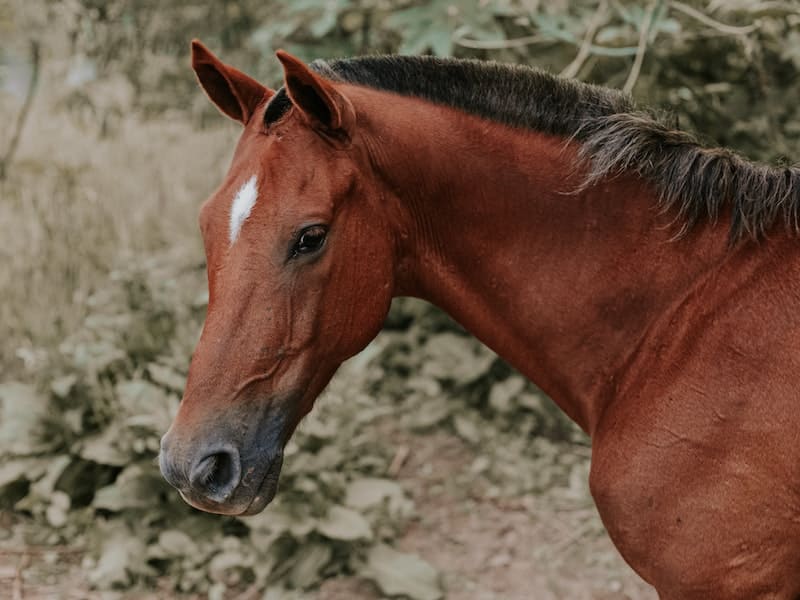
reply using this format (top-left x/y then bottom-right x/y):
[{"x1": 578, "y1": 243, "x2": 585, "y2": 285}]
[
  {"x1": 208, "y1": 552, "x2": 241, "y2": 583},
  {"x1": 300, "y1": 417, "x2": 337, "y2": 440},
  {"x1": 421, "y1": 333, "x2": 495, "y2": 384},
  {"x1": 31, "y1": 454, "x2": 73, "y2": 498},
  {"x1": 0, "y1": 381, "x2": 53, "y2": 456},
  {"x1": 316, "y1": 505, "x2": 372, "y2": 541},
  {"x1": 0, "y1": 457, "x2": 47, "y2": 489},
  {"x1": 344, "y1": 477, "x2": 404, "y2": 511},
  {"x1": 92, "y1": 464, "x2": 166, "y2": 511},
  {"x1": 488, "y1": 376, "x2": 526, "y2": 414},
  {"x1": 780, "y1": 31, "x2": 800, "y2": 70},
  {"x1": 408, "y1": 401, "x2": 450, "y2": 430},
  {"x1": 308, "y1": 8, "x2": 338, "y2": 39},
  {"x1": 17, "y1": 454, "x2": 72, "y2": 509},
  {"x1": 280, "y1": 37, "x2": 357, "y2": 62},
  {"x1": 92, "y1": 485, "x2": 128, "y2": 512},
  {"x1": 288, "y1": 541, "x2": 332, "y2": 589},
  {"x1": 50, "y1": 374, "x2": 78, "y2": 399},
  {"x1": 208, "y1": 546, "x2": 252, "y2": 584},
  {"x1": 155, "y1": 529, "x2": 196, "y2": 557},
  {"x1": 421, "y1": 28, "x2": 454, "y2": 57},
  {"x1": 66, "y1": 53, "x2": 97, "y2": 87},
  {"x1": 62, "y1": 339, "x2": 126, "y2": 375},
  {"x1": 208, "y1": 582, "x2": 226, "y2": 600},
  {"x1": 79, "y1": 423, "x2": 130, "y2": 466},
  {"x1": 146, "y1": 362, "x2": 185, "y2": 394},
  {"x1": 45, "y1": 491, "x2": 71, "y2": 528},
  {"x1": 116, "y1": 379, "x2": 174, "y2": 428},
  {"x1": 244, "y1": 503, "x2": 298, "y2": 536},
  {"x1": 453, "y1": 415, "x2": 481, "y2": 444},
  {"x1": 361, "y1": 544, "x2": 442, "y2": 600},
  {"x1": 88, "y1": 522, "x2": 150, "y2": 589},
  {"x1": 384, "y1": 1, "x2": 455, "y2": 56},
  {"x1": 517, "y1": 392, "x2": 545, "y2": 412}
]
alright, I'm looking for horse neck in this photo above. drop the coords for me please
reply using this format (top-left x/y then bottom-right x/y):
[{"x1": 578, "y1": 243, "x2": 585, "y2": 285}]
[{"x1": 356, "y1": 90, "x2": 731, "y2": 434}]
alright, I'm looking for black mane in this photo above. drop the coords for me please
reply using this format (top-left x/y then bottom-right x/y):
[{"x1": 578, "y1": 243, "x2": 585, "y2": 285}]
[{"x1": 267, "y1": 54, "x2": 800, "y2": 241}]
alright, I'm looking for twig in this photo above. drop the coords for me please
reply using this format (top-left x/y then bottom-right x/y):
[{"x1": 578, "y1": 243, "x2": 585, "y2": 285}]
[
  {"x1": 453, "y1": 33, "x2": 546, "y2": 50},
  {"x1": 388, "y1": 445, "x2": 410, "y2": 477},
  {"x1": 455, "y1": 28, "x2": 640, "y2": 57},
  {"x1": 623, "y1": 1, "x2": 658, "y2": 95},
  {"x1": 560, "y1": 0, "x2": 608, "y2": 79},
  {"x1": 670, "y1": 0, "x2": 759, "y2": 35},
  {"x1": 0, "y1": 40, "x2": 40, "y2": 182}
]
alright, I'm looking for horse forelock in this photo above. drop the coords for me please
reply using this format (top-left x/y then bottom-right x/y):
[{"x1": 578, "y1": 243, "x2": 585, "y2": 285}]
[{"x1": 263, "y1": 54, "x2": 800, "y2": 242}]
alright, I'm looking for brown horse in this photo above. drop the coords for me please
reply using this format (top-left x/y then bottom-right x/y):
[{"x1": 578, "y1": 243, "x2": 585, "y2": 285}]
[{"x1": 159, "y1": 40, "x2": 800, "y2": 599}]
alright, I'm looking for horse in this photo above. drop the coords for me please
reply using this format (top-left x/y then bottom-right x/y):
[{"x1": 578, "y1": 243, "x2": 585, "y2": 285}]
[{"x1": 159, "y1": 39, "x2": 800, "y2": 599}]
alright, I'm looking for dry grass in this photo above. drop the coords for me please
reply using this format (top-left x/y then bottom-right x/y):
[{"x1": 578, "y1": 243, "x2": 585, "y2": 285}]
[{"x1": 0, "y1": 61, "x2": 238, "y2": 375}]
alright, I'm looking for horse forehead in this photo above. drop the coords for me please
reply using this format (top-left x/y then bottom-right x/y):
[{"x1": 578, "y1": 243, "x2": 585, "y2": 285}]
[
  {"x1": 207, "y1": 128, "x2": 346, "y2": 243},
  {"x1": 229, "y1": 174, "x2": 259, "y2": 245}
]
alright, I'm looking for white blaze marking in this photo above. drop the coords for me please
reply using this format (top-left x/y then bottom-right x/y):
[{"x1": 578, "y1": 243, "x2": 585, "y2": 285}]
[{"x1": 229, "y1": 175, "x2": 258, "y2": 244}]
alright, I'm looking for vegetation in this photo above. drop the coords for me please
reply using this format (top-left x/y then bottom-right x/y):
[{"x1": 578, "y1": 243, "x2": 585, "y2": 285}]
[{"x1": 1, "y1": 0, "x2": 799, "y2": 597}]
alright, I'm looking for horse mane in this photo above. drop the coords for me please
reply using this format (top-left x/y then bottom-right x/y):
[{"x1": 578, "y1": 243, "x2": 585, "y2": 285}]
[{"x1": 269, "y1": 54, "x2": 800, "y2": 241}]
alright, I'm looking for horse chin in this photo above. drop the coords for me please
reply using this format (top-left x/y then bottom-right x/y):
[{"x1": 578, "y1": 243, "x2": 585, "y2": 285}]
[
  {"x1": 240, "y1": 485, "x2": 277, "y2": 515},
  {"x1": 178, "y1": 491, "x2": 247, "y2": 516}
]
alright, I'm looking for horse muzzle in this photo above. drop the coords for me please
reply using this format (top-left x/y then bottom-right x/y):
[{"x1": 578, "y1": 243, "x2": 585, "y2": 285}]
[{"x1": 159, "y1": 394, "x2": 293, "y2": 515}]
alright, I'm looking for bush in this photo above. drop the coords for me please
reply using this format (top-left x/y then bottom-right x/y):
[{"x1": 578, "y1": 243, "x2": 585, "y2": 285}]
[
  {"x1": 2, "y1": 0, "x2": 799, "y2": 597},
  {"x1": 1, "y1": 246, "x2": 585, "y2": 596}
]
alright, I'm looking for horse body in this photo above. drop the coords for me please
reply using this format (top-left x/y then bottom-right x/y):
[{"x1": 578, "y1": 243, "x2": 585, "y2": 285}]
[
  {"x1": 355, "y1": 84, "x2": 800, "y2": 597},
  {"x1": 590, "y1": 244, "x2": 800, "y2": 598},
  {"x1": 159, "y1": 41, "x2": 800, "y2": 598}
]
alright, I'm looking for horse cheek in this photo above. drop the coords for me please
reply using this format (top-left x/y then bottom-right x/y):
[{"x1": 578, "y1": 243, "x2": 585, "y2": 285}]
[{"x1": 331, "y1": 248, "x2": 393, "y2": 360}]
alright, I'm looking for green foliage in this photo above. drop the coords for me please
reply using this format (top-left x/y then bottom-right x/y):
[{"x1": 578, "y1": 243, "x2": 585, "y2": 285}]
[
  {"x1": 3, "y1": 0, "x2": 800, "y2": 596},
  {"x1": 0, "y1": 247, "x2": 584, "y2": 595},
  {"x1": 0, "y1": 252, "x2": 381, "y2": 593},
  {"x1": 11, "y1": 1, "x2": 798, "y2": 161},
  {"x1": 363, "y1": 544, "x2": 442, "y2": 600}
]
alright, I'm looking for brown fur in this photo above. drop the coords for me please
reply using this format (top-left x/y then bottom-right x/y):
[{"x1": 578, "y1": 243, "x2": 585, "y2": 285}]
[
  {"x1": 306, "y1": 54, "x2": 800, "y2": 242},
  {"x1": 160, "y1": 43, "x2": 800, "y2": 599}
]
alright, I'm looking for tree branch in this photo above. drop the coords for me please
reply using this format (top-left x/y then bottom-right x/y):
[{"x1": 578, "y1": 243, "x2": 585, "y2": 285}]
[
  {"x1": 670, "y1": 1, "x2": 759, "y2": 35},
  {"x1": 623, "y1": 1, "x2": 658, "y2": 95},
  {"x1": 560, "y1": 0, "x2": 609, "y2": 79},
  {"x1": 1, "y1": 40, "x2": 40, "y2": 182}
]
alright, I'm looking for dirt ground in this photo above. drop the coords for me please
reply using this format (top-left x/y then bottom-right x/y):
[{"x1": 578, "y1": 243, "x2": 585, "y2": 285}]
[
  {"x1": 318, "y1": 430, "x2": 656, "y2": 600},
  {"x1": 1, "y1": 428, "x2": 656, "y2": 600}
]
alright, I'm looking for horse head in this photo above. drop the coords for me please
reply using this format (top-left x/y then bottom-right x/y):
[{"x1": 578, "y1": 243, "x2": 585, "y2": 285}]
[{"x1": 159, "y1": 41, "x2": 396, "y2": 515}]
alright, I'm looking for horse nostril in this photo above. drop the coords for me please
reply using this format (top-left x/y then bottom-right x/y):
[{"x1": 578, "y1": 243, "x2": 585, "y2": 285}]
[{"x1": 189, "y1": 446, "x2": 242, "y2": 503}]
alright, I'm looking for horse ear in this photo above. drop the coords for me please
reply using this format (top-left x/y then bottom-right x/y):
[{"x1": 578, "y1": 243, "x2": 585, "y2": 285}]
[
  {"x1": 275, "y1": 50, "x2": 354, "y2": 134},
  {"x1": 191, "y1": 39, "x2": 273, "y2": 125}
]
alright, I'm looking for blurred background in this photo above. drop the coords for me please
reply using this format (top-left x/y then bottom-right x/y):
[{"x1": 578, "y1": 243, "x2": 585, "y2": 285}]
[{"x1": 1, "y1": 1, "x2": 799, "y2": 598}]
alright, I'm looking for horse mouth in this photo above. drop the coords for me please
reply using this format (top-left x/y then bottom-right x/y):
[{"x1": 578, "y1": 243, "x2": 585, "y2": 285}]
[
  {"x1": 241, "y1": 452, "x2": 284, "y2": 515},
  {"x1": 177, "y1": 452, "x2": 284, "y2": 516},
  {"x1": 164, "y1": 388, "x2": 301, "y2": 516}
]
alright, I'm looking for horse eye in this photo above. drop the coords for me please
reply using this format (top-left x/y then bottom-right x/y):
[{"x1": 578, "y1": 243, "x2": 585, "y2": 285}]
[{"x1": 293, "y1": 225, "x2": 327, "y2": 257}]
